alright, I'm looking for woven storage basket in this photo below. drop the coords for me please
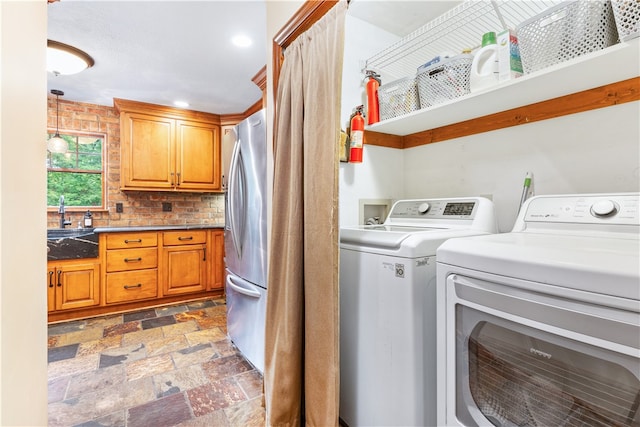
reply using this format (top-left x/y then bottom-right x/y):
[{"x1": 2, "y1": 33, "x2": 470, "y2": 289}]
[
  {"x1": 517, "y1": 0, "x2": 619, "y2": 74},
  {"x1": 378, "y1": 76, "x2": 419, "y2": 121},
  {"x1": 612, "y1": 0, "x2": 640, "y2": 41},
  {"x1": 417, "y1": 54, "x2": 473, "y2": 108}
]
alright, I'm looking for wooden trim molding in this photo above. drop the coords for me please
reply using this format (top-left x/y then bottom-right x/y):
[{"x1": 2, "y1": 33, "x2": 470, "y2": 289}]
[
  {"x1": 370, "y1": 77, "x2": 640, "y2": 149},
  {"x1": 252, "y1": 65, "x2": 267, "y2": 110},
  {"x1": 365, "y1": 131, "x2": 403, "y2": 149},
  {"x1": 113, "y1": 98, "x2": 222, "y2": 124},
  {"x1": 252, "y1": 66, "x2": 267, "y2": 92},
  {"x1": 219, "y1": 101, "x2": 263, "y2": 128},
  {"x1": 220, "y1": 113, "x2": 245, "y2": 127}
]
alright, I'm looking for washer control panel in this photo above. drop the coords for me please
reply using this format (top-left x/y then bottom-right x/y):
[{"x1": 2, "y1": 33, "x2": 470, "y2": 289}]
[
  {"x1": 389, "y1": 199, "x2": 477, "y2": 220},
  {"x1": 523, "y1": 194, "x2": 639, "y2": 225}
]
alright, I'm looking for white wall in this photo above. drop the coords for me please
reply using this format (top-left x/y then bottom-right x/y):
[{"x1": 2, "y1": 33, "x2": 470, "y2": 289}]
[
  {"x1": 0, "y1": 1, "x2": 49, "y2": 425},
  {"x1": 340, "y1": 4, "x2": 640, "y2": 232},
  {"x1": 339, "y1": 14, "x2": 404, "y2": 226},
  {"x1": 403, "y1": 101, "x2": 640, "y2": 232}
]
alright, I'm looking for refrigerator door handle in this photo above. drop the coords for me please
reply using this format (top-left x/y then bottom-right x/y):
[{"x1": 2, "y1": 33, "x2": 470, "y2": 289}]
[
  {"x1": 227, "y1": 274, "x2": 261, "y2": 299},
  {"x1": 228, "y1": 139, "x2": 245, "y2": 259}
]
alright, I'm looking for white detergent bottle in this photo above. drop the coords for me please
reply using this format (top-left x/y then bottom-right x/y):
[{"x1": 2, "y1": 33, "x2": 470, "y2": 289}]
[{"x1": 470, "y1": 32, "x2": 499, "y2": 93}]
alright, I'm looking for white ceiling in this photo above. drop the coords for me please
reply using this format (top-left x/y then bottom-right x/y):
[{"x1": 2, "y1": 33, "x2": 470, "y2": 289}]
[
  {"x1": 47, "y1": 0, "x2": 268, "y2": 115},
  {"x1": 348, "y1": 0, "x2": 461, "y2": 37},
  {"x1": 47, "y1": 0, "x2": 459, "y2": 115}
]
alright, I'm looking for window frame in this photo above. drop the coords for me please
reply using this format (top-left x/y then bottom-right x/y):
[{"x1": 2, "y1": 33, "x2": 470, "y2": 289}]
[{"x1": 46, "y1": 129, "x2": 108, "y2": 212}]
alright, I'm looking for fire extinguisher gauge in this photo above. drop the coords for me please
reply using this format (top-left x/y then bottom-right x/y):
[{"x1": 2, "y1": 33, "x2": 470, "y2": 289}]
[{"x1": 365, "y1": 70, "x2": 381, "y2": 84}]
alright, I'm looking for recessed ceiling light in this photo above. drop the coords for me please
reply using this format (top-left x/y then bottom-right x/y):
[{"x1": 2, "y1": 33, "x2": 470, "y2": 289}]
[
  {"x1": 232, "y1": 35, "x2": 252, "y2": 48},
  {"x1": 174, "y1": 101, "x2": 189, "y2": 108}
]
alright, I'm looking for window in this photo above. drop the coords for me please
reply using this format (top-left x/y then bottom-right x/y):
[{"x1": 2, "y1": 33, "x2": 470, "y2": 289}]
[{"x1": 47, "y1": 132, "x2": 105, "y2": 209}]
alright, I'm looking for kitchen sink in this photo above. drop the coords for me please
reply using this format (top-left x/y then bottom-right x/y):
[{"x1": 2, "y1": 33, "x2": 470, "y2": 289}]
[
  {"x1": 47, "y1": 228, "x2": 95, "y2": 240},
  {"x1": 47, "y1": 228, "x2": 98, "y2": 260}
]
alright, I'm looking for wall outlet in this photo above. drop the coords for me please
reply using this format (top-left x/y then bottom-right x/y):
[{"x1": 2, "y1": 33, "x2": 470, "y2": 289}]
[
  {"x1": 162, "y1": 202, "x2": 172, "y2": 212},
  {"x1": 115, "y1": 203, "x2": 123, "y2": 213}
]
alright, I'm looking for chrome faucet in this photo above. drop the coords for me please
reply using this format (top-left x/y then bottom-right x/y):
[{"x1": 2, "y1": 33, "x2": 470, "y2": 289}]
[{"x1": 58, "y1": 195, "x2": 72, "y2": 228}]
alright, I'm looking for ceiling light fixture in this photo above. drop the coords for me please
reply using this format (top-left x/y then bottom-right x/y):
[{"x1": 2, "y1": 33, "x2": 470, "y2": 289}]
[
  {"x1": 47, "y1": 89, "x2": 68, "y2": 154},
  {"x1": 231, "y1": 35, "x2": 252, "y2": 48},
  {"x1": 47, "y1": 40, "x2": 94, "y2": 76}
]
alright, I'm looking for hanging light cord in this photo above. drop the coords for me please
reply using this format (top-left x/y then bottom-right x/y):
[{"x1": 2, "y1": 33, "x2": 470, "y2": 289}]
[{"x1": 52, "y1": 89, "x2": 64, "y2": 137}]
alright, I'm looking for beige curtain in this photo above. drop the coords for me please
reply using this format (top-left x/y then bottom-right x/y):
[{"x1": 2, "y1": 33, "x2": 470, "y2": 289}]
[{"x1": 264, "y1": 1, "x2": 347, "y2": 426}]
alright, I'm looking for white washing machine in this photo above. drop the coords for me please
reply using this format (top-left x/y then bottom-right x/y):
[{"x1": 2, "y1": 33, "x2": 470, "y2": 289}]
[
  {"x1": 339, "y1": 197, "x2": 496, "y2": 427},
  {"x1": 436, "y1": 193, "x2": 640, "y2": 427}
]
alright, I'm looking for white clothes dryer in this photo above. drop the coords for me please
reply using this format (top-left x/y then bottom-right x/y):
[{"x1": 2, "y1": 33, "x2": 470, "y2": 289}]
[
  {"x1": 436, "y1": 193, "x2": 640, "y2": 427},
  {"x1": 339, "y1": 197, "x2": 496, "y2": 427}
]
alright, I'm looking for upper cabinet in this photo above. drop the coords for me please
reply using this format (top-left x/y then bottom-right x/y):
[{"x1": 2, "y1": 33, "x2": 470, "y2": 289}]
[{"x1": 115, "y1": 99, "x2": 222, "y2": 192}]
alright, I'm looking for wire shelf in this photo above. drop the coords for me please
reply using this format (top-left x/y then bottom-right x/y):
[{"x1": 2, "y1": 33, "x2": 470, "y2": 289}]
[{"x1": 363, "y1": 0, "x2": 564, "y2": 81}]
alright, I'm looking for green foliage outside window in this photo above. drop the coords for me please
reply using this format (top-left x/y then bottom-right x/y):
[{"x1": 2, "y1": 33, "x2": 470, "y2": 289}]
[{"x1": 47, "y1": 133, "x2": 104, "y2": 208}]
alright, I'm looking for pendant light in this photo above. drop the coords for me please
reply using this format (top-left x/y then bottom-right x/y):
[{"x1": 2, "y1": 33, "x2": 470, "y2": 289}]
[{"x1": 47, "y1": 89, "x2": 68, "y2": 154}]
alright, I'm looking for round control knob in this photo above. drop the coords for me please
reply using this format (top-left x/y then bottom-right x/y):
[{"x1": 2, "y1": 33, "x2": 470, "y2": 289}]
[
  {"x1": 590, "y1": 200, "x2": 617, "y2": 217},
  {"x1": 418, "y1": 202, "x2": 430, "y2": 214}
]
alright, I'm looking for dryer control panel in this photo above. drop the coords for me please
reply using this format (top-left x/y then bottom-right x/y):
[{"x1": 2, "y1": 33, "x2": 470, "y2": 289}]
[{"x1": 521, "y1": 193, "x2": 639, "y2": 226}]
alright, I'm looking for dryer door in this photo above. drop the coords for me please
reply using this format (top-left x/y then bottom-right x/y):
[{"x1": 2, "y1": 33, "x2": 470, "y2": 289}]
[{"x1": 446, "y1": 274, "x2": 640, "y2": 427}]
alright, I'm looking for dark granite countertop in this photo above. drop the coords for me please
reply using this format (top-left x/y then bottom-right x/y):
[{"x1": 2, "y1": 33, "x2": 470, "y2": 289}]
[
  {"x1": 47, "y1": 231, "x2": 99, "y2": 260},
  {"x1": 93, "y1": 224, "x2": 225, "y2": 233}
]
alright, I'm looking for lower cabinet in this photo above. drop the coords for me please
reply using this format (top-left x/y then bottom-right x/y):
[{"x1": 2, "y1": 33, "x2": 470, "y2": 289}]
[
  {"x1": 105, "y1": 269, "x2": 158, "y2": 304},
  {"x1": 209, "y1": 229, "x2": 225, "y2": 290},
  {"x1": 47, "y1": 228, "x2": 225, "y2": 322},
  {"x1": 47, "y1": 260, "x2": 100, "y2": 312},
  {"x1": 162, "y1": 230, "x2": 208, "y2": 296},
  {"x1": 105, "y1": 231, "x2": 159, "y2": 304}
]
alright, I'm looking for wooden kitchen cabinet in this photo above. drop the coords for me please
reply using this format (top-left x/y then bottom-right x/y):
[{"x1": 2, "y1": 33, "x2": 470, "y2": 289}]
[
  {"x1": 162, "y1": 230, "x2": 208, "y2": 296},
  {"x1": 209, "y1": 229, "x2": 225, "y2": 290},
  {"x1": 47, "y1": 260, "x2": 100, "y2": 312},
  {"x1": 115, "y1": 98, "x2": 222, "y2": 192},
  {"x1": 49, "y1": 228, "x2": 226, "y2": 322},
  {"x1": 105, "y1": 231, "x2": 159, "y2": 304}
]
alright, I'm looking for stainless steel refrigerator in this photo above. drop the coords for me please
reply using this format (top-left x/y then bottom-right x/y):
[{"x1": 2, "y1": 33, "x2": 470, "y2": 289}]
[{"x1": 225, "y1": 109, "x2": 267, "y2": 373}]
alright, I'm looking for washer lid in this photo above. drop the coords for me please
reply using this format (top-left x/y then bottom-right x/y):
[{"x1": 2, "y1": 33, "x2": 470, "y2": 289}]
[
  {"x1": 437, "y1": 232, "x2": 640, "y2": 300},
  {"x1": 340, "y1": 225, "x2": 444, "y2": 249}
]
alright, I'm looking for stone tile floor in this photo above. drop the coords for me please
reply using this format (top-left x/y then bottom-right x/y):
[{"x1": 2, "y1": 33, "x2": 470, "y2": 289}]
[{"x1": 48, "y1": 297, "x2": 265, "y2": 426}]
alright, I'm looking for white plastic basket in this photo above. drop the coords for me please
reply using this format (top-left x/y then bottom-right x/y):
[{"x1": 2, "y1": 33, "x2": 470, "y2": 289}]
[
  {"x1": 416, "y1": 54, "x2": 473, "y2": 108},
  {"x1": 612, "y1": 0, "x2": 640, "y2": 41},
  {"x1": 378, "y1": 76, "x2": 420, "y2": 121},
  {"x1": 517, "y1": 0, "x2": 619, "y2": 74}
]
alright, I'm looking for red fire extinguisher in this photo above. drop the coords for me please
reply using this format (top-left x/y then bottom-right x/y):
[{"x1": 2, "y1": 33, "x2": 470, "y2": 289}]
[
  {"x1": 365, "y1": 70, "x2": 381, "y2": 125},
  {"x1": 349, "y1": 105, "x2": 365, "y2": 163}
]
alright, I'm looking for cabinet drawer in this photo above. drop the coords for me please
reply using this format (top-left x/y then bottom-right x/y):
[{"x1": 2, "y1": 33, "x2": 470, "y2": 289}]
[
  {"x1": 106, "y1": 269, "x2": 158, "y2": 303},
  {"x1": 106, "y1": 232, "x2": 158, "y2": 249},
  {"x1": 163, "y1": 230, "x2": 207, "y2": 246},
  {"x1": 106, "y1": 247, "x2": 158, "y2": 272}
]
